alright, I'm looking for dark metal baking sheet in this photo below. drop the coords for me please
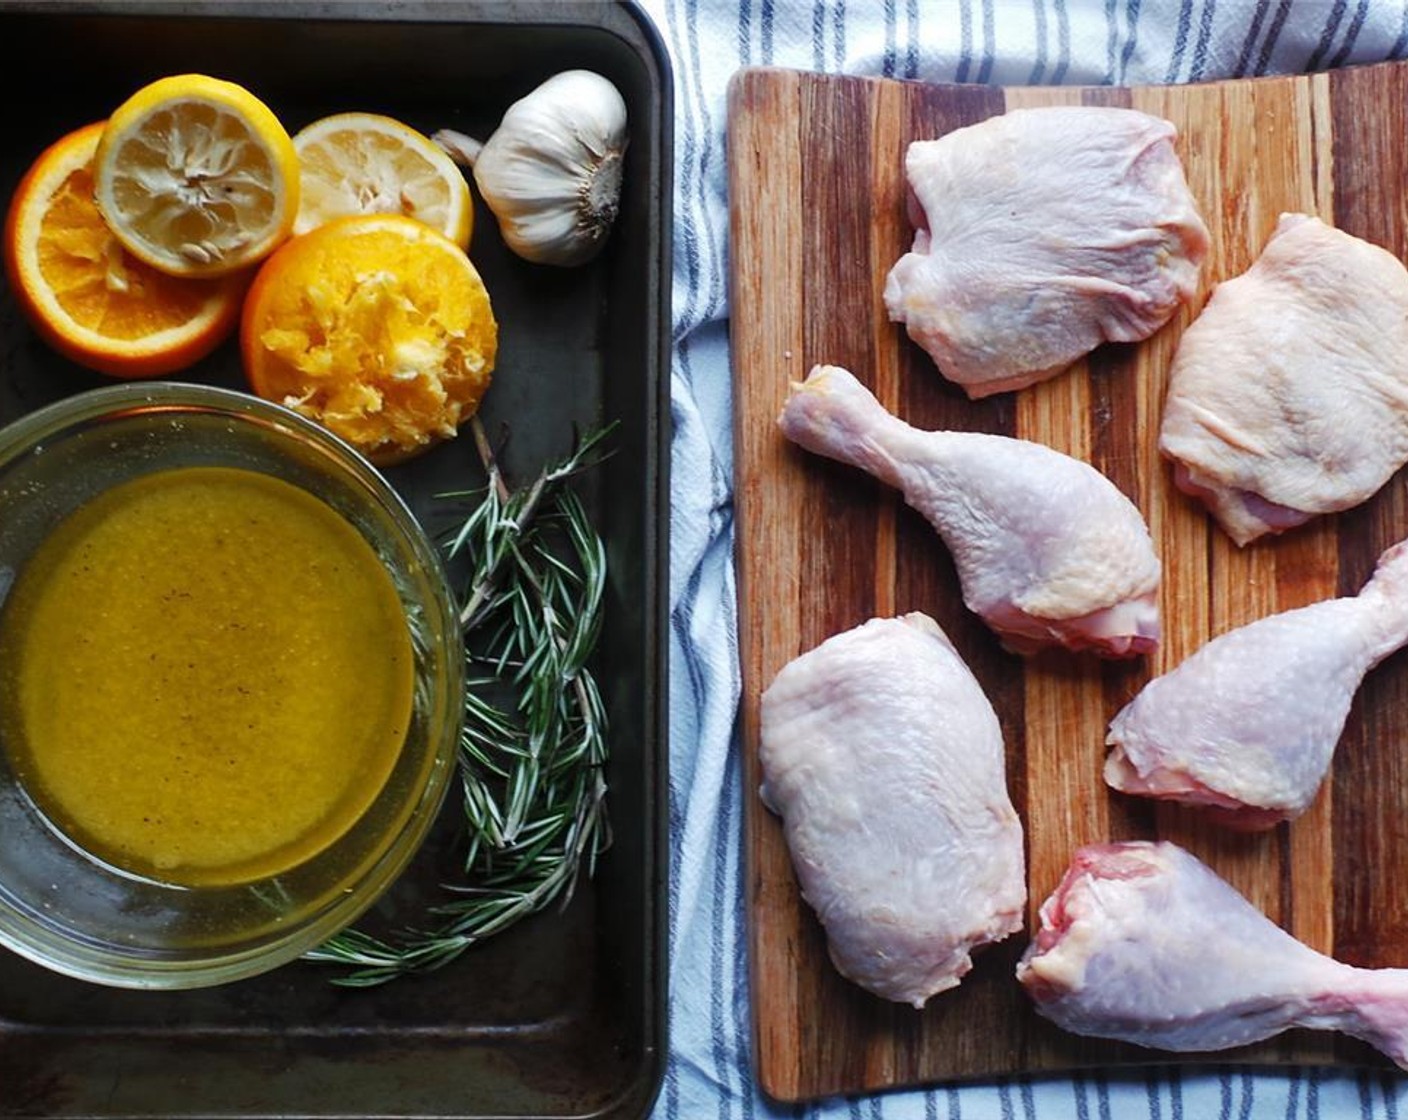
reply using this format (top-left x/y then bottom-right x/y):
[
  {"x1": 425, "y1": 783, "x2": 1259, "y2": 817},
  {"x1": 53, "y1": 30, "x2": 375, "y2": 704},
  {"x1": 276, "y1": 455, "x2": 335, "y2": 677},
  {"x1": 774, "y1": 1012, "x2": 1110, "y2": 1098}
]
[{"x1": 0, "y1": 3, "x2": 671, "y2": 1117}]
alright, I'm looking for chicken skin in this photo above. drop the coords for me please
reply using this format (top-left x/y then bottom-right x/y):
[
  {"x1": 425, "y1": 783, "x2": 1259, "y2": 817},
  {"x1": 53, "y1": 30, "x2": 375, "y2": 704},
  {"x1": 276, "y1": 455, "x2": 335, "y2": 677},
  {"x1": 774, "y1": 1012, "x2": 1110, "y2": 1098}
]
[
  {"x1": 1020, "y1": 842, "x2": 1408, "y2": 1069},
  {"x1": 1160, "y1": 213, "x2": 1408, "y2": 545},
  {"x1": 884, "y1": 106, "x2": 1208, "y2": 398},
  {"x1": 760, "y1": 613, "x2": 1025, "y2": 1008},
  {"x1": 1105, "y1": 538, "x2": 1408, "y2": 829},
  {"x1": 778, "y1": 365, "x2": 1161, "y2": 657}
]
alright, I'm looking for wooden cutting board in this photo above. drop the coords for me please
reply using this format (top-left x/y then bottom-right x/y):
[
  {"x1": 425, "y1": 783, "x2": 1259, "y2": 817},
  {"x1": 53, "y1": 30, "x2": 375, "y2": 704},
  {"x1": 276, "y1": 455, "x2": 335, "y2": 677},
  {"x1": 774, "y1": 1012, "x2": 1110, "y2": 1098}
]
[{"x1": 729, "y1": 62, "x2": 1408, "y2": 1101}]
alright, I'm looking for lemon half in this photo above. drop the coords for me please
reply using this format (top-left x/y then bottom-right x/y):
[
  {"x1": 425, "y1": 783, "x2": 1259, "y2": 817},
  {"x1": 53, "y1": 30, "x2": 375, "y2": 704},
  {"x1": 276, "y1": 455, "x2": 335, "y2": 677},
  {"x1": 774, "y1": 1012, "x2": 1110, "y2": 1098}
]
[
  {"x1": 94, "y1": 74, "x2": 299, "y2": 278},
  {"x1": 292, "y1": 112, "x2": 472, "y2": 249}
]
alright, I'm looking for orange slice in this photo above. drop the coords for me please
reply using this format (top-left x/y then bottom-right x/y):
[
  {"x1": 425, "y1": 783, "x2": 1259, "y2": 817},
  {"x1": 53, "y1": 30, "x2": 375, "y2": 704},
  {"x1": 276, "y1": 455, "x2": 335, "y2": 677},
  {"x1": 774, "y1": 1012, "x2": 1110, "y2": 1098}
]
[
  {"x1": 3, "y1": 122, "x2": 247, "y2": 378},
  {"x1": 241, "y1": 213, "x2": 497, "y2": 464}
]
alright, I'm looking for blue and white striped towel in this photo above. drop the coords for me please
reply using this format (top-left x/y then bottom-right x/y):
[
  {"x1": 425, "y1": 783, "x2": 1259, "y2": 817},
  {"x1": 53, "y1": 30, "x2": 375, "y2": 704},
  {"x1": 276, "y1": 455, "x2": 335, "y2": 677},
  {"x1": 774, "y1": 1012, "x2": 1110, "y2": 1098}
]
[{"x1": 635, "y1": 2, "x2": 1408, "y2": 1116}]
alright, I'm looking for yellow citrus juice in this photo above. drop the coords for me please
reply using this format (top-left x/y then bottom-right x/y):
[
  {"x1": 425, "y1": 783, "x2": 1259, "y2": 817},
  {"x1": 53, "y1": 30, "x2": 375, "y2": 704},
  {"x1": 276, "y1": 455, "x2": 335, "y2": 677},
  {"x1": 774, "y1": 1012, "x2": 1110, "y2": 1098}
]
[{"x1": 0, "y1": 466, "x2": 415, "y2": 887}]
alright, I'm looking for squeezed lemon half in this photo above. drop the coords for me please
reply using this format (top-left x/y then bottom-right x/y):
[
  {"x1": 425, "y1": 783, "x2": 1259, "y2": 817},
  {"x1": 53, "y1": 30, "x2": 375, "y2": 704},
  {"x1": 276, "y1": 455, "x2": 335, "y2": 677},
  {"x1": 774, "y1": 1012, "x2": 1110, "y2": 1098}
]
[
  {"x1": 292, "y1": 112, "x2": 473, "y2": 248},
  {"x1": 93, "y1": 74, "x2": 300, "y2": 278}
]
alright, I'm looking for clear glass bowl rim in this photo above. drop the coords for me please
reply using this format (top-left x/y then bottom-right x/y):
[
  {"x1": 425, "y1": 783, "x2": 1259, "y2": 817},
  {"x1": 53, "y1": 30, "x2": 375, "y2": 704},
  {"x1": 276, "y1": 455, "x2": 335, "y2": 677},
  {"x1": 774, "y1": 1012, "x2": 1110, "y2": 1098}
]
[{"x1": 0, "y1": 381, "x2": 464, "y2": 989}]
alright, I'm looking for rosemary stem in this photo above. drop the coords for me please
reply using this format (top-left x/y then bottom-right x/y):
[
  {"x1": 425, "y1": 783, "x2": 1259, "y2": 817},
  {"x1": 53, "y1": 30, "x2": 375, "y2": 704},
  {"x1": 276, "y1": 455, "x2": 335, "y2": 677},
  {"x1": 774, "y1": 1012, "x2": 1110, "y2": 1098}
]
[
  {"x1": 458, "y1": 416, "x2": 561, "y2": 630},
  {"x1": 307, "y1": 418, "x2": 617, "y2": 987}
]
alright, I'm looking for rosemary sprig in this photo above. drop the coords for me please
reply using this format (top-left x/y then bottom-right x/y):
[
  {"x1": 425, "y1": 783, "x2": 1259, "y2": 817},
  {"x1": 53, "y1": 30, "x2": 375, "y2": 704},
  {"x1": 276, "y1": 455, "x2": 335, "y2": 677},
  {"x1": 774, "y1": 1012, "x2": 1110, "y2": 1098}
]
[{"x1": 305, "y1": 417, "x2": 615, "y2": 986}]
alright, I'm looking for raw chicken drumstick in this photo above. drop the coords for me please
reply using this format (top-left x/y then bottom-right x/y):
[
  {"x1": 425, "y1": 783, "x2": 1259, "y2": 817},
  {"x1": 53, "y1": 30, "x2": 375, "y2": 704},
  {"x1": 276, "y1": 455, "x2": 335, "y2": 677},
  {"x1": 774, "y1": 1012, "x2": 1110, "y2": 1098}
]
[
  {"x1": 1160, "y1": 213, "x2": 1408, "y2": 545},
  {"x1": 884, "y1": 105, "x2": 1208, "y2": 398},
  {"x1": 1105, "y1": 538, "x2": 1408, "y2": 829},
  {"x1": 778, "y1": 364, "x2": 1161, "y2": 657},
  {"x1": 1019, "y1": 842, "x2": 1408, "y2": 1069},
  {"x1": 760, "y1": 613, "x2": 1025, "y2": 1008}
]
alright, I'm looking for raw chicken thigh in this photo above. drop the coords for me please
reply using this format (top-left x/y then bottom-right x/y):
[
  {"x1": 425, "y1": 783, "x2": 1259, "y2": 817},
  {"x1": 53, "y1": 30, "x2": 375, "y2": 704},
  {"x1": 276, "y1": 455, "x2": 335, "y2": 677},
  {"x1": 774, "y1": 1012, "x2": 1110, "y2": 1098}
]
[
  {"x1": 759, "y1": 613, "x2": 1025, "y2": 1007},
  {"x1": 1105, "y1": 538, "x2": 1408, "y2": 829},
  {"x1": 1019, "y1": 842, "x2": 1408, "y2": 1069},
  {"x1": 884, "y1": 106, "x2": 1208, "y2": 398},
  {"x1": 778, "y1": 364, "x2": 1161, "y2": 657},
  {"x1": 1160, "y1": 213, "x2": 1408, "y2": 545}
]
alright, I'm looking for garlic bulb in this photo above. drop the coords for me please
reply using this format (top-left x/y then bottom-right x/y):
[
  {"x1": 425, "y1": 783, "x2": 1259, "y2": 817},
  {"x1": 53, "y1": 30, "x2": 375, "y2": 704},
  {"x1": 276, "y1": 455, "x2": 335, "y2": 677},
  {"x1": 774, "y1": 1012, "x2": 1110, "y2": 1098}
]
[{"x1": 435, "y1": 70, "x2": 628, "y2": 267}]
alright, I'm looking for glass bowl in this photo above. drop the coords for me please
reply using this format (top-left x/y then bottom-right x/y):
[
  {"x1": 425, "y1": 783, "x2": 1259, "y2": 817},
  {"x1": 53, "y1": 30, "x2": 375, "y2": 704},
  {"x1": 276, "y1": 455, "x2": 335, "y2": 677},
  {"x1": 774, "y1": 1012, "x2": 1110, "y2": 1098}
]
[{"x1": 0, "y1": 382, "x2": 463, "y2": 989}]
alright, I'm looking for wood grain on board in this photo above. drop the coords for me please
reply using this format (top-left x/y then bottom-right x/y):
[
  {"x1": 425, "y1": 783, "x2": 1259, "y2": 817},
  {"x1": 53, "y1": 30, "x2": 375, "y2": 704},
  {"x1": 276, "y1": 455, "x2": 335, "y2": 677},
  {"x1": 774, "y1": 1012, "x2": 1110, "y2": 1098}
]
[{"x1": 728, "y1": 62, "x2": 1408, "y2": 1101}]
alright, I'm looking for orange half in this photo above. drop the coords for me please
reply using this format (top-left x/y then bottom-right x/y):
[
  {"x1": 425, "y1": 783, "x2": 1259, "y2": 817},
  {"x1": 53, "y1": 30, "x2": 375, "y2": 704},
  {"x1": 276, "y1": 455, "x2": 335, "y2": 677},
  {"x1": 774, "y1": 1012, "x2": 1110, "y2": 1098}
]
[
  {"x1": 3, "y1": 122, "x2": 246, "y2": 379},
  {"x1": 241, "y1": 213, "x2": 496, "y2": 464}
]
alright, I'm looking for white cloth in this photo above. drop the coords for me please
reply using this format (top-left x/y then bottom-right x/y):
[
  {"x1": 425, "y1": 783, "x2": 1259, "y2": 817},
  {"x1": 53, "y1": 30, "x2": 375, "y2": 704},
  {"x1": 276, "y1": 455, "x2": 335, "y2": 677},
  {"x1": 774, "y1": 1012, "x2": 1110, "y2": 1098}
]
[{"x1": 636, "y1": 1, "x2": 1408, "y2": 1116}]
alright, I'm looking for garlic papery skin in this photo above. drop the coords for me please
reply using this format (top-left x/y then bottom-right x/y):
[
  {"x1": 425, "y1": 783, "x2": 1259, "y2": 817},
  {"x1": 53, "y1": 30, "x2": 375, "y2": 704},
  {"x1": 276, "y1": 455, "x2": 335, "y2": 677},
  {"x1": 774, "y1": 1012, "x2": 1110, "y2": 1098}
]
[{"x1": 446, "y1": 70, "x2": 629, "y2": 268}]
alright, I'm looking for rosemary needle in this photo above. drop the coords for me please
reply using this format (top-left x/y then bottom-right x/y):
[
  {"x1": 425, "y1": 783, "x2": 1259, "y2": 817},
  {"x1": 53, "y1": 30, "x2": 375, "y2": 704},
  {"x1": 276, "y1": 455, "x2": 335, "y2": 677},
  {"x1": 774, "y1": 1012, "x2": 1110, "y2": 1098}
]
[{"x1": 306, "y1": 417, "x2": 615, "y2": 986}]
